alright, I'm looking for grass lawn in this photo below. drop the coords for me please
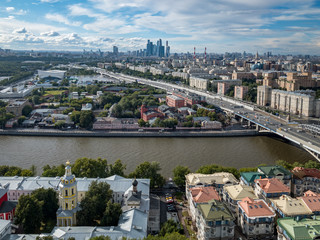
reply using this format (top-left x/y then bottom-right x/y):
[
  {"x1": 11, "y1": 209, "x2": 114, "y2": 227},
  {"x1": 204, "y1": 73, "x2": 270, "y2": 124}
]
[{"x1": 43, "y1": 90, "x2": 65, "y2": 96}]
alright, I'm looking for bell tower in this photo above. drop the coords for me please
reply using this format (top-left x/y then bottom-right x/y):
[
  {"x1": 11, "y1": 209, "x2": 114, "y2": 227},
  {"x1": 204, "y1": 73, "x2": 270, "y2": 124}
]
[{"x1": 56, "y1": 161, "x2": 79, "y2": 227}]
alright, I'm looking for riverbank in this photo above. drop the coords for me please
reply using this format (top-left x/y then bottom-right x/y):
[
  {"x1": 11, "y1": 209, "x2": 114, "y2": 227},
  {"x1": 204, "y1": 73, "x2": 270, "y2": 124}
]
[{"x1": 0, "y1": 129, "x2": 271, "y2": 138}]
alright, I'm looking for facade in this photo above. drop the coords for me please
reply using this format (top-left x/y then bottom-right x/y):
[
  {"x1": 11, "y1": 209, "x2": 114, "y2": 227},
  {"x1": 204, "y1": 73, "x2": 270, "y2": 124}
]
[
  {"x1": 189, "y1": 77, "x2": 208, "y2": 91},
  {"x1": 234, "y1": 86, "x2": 249, "y2": 100},
  {"x1": 257, "y1": 86, "x2": 320, "y2": 117},
  {"x1": 56, "y1": 161, "x2": 80, "y2": 227},
  {"x1": 254, "y1": 178, "x2": 290, "y2": 200},
  {"x1": 238, "y1": 197, "x2": 276, "y2": 239},
  {"x1": 222, "y1": 184, "x2": 258, "y2": 214},
  {"x1": 173, "y1": 91, "x2": 204, "y2": 106},
  {"x1": 140, "y1": 105, "x2": 163, "y2": 122},
  {"x1": 270, "y1": 195, "x2": 312, "y2": 218},
  {"x1": 277, "y1": 216, "x2": 320, "y2": 240},
  {"x1": 291, "y1": 167, "x2": 320, "y2": 196},
  {"x1": 166, "y1": 95, "x2": 185, "y2": 108},
  {"x1": 196, "y1": 200, "x2": 235, "y2": 240},
  {"x1": 232, "y1": 72, "x2": 255, "y2": 80},
  {"x1": 217, "y1": 80, "x2": 242, "y2": 95}
]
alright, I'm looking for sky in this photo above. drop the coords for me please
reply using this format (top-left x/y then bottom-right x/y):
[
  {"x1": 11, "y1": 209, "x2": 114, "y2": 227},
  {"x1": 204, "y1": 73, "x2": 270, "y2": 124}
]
[{"x1": 0, "y1": 0, "x2": 320, "y2": 54}]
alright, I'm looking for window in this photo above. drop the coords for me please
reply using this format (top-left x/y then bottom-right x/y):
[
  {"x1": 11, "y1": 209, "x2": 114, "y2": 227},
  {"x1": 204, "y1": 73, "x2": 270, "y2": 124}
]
[
  {"x1": 72, "y1": 188, "x2": 74, "y2": 195},
  {"x1": 66, "y1": 203, "x2": 68, "y2": 209},
  {"x1": 65, "y1": 190, "x2": 68, "y2": 196}
]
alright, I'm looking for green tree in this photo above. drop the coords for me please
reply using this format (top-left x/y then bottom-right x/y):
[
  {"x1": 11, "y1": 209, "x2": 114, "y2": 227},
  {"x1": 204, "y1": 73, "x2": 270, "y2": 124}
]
[
  {"x1": 18, "y1": 116, "x2": 26, "y2": 125},
  {"x1": 100, "y1": 200, "x2": 122, "y2": 226},
  {"x1": 109, "y1": 159, "x2": 126, "y2": 177},
  {"x1": 70, "y1": 111, "x2": 81, "y2": 124},
  {"x1": 77, "y1": 181, "x2": 113, "y2": 226},
  {"x1": 22, "y1": 105, "x2": 33, "y2": 117},
  {"x1": 79, "y1": 110, "x2": 95, "y2": 129},
  {"x1": 196, "y1": 164, "x2": 240, "y2": 179},
  {"x1": 72, "y1": 157, "x2": 108, "y2": 178},
  {"x1": 32, "y1": 95, "x2": 41, "y2": 105},
  {"x1": 138, "y1": 119, "x2": 146, "y2": 127},
  {"x1": 42, "y1": 164, "x2": 66, "y2": 177},
  {"x1": 89, "y1": 236, "x2": 111, "y2": 240},
  {"x1": 15, "y1": 195, "x2": 43, "y2": 233},
  {"x1": 173, "y1": 165, "x2": 190, "y2": 188},
  {"x1": 31, "y1": 188, "x2": 59, "y2": 221},
  {"x1": 159, "y1": 219, "x2": 183, "y2": 236},
  {"x1": 54, "y1": 120, "x2": 65, "y2": 129},
  {"x1": 129, "y1": 161, "x2": 165, "y2": 188}
]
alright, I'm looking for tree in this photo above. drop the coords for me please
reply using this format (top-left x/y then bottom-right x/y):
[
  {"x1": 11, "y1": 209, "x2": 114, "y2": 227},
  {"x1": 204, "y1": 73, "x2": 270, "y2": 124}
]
[
  {"x1": 31, "y1": 188, "x2": 59, "y2": 221},
  {"x1": 77, "y1": 181, "x2": 113, "y2": 226},
  {"x1": 79, "y1": 110, "x2": 95, "y2": 129},
  {"x1": 109, "y1": 159, "x2": 126, "y2": 177},
  {"x1": 70, "y1": 111, "x2": 81, "y2": 124},
  {"x1": 54, "y1": 120, "x2": 65, "y2": 129},
  {"x1": 72, "y1": 157, "x2": 109, "y2": 178},
  {"x1": 196, "y1": 164, "x2": 240, "y2": 179},
  {"x1": 22, "y1": 105, "x2": 33, "y2": 117},
  {"x1": 128, "y1": 161, "x2": 165, "y2": 188},
  {"x1": 15, "y1": 195, "x2": 43, "y2": 233},
  {"x1": 18, "y1": 116, "x2": 26, "y2": 125},
  {"x1": 89, "y1": 236, "x2": 111, "y2": 240},
  {"x1": 32, "y1": 95, "x2": 40, "y2": 105},
  {"x1": 138, "y1": 119, "x2": 146, "y2": 127},
  {"x1": 42, "y1": 164, "x2": 66, "y2": 177},
  {"x1": 143, "y1": 232, "x2": 188, "y2": 240},
  {"x1": 159, "y1": 219, "x2": 183, "y2": 236},
  {"x1": 173, "y1": 165, "x2": 190, "y2": 188},
  {"x1": 100, "y1": 200, "x2": 122, "y2": 226}
]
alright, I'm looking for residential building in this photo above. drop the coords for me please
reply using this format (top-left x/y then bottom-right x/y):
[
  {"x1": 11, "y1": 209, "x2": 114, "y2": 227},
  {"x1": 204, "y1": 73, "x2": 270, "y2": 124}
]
[
  {"x1": 291, "y1": 167, "x2": 320, "y2": 196},
  {"x1": 189, "y1": 77, "x2": 208, "y2": 91},
  {"x1": 277, "y1": 216, "x2": 320, "y2": 240},
  {"x1": 196, "y1": 200, "x2": 235, "y2": 240},
  {"x1": 223, "y1": 184, "x2": 258, "y2": 214},
  {"x1": 173, "y1": 91, "x2": 204, "y2": 106},
  {"x1": 254, "y1": 178, "x2": 290, "y2": 200},
  {"x1": 298, "y1": 190, "x2": 320, "y2": 215},
  {"x1": 234, "y1": 85, "x2": 249, "y2": 100},
  {"x1": 185, "y1": 173, "x2": 238, "y2": 198},
  {"x1": 0, "y1": 220, "x2": 11, "y2": 239},
  {"x1": 257, "y1": 165, "x2": 293, "y2": 190},
  {"x1": 238, "y1": 197, "x2": 276, "y2": 239},
  {"x1": 232, "y1": 72, "x2": 256, "y2": 80},
  {"x1": 257, "y1": 86, "x2": 320, "y2": 117},
  {"x1": 217, "y1": 80, "x2": 242, "y2": 95},
  {"x1": 270, "y1": 195, "x2": 312, "y2": 218},
  {"x1": 188, "y1": 186, "x2": 220, "y2": 221},
  {"x1": 240, "y1": 171, "x2": 266, "y2": 187}
]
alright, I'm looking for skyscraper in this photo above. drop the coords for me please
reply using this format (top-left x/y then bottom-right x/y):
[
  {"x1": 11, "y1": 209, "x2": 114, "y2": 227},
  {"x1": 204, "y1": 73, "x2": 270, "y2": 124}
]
[
  {"x1": 165, "y1": 41, "x2": 170, "y2": 57},
  {"x1": 113, "y1": 46, "x2": 118, "y2": 55}
]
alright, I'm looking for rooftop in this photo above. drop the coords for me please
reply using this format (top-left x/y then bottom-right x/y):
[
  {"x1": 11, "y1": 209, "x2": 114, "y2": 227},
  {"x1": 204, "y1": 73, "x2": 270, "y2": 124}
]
[
  {"x1": 240, "y1": 171, "x2": 266, "y2": 184},
  {"x1": 271, "y1": 195, "x2": 312, "y2": 216},
  {"x1": 191, "y1": 186, "x2": 220, "y2": 203},
  {"x1": 238, "y1": 197, "x2": 275, "y2": 218},
  {"x1": 197, "y1": 200, "x2": 234, "y2": 221},
  {"x1": 255, "y1": 178, "x2": 290, "y2": 194},
  {"x1": 258, "y1": 165, "x2": 292, "y2": 177},
  {"x1": 224, "y1": 184, "x2": 258, "y2": 201}
]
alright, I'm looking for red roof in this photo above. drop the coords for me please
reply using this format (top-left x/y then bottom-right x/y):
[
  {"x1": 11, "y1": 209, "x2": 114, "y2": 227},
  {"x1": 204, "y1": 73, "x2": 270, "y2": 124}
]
[
  {"x1": 191, "y1": 186, "x2": 221, "y2": 203},
  {"x1": 299, "y1": 191, "x2": 320, "y2": 212},
  {"x1": 255, "y1": 178, "x2": 290, "y2": 194},
  {"x1": 238, "y1": 197, "x2": 275, "y2": 217},
  {"x1": 292, "y1": 167, "x2": 320, "y2": 179}
]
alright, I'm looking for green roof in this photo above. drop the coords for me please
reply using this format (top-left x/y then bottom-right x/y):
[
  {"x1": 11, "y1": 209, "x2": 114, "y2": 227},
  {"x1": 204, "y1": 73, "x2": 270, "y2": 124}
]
[
  {"x1": 258, "y1": 165, "x2": 292, "y2": 177},
  {"x1": 197, "y1": 200, "x2": 234, "y2": 221},
  {"x1": 240, "y1": 171, "x2": 266, "y2": 184},
  {"x1": 278, "y1": 217, "x2": 320, "y2": 240}
]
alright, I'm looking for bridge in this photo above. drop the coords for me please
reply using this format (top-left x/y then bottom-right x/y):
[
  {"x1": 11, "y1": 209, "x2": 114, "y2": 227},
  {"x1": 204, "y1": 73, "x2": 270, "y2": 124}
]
[{"x1": 98, "y1": 69, "x2": 320, "y2": 161}]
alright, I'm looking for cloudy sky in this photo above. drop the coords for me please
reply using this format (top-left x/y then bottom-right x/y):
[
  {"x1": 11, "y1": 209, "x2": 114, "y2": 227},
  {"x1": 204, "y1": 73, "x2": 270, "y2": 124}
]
[{"x1": 0, "y1": 0, "x2": 320, "y2": 54}]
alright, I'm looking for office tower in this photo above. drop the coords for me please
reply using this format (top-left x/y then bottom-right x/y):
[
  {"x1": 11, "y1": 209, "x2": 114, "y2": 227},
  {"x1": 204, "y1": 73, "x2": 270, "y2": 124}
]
[
  {"x1": 165, "y1": 41, "x2": 170, "y2": 57},
  {"x1": 113, "y1": 46, "x2": 118, "y2": 55}
]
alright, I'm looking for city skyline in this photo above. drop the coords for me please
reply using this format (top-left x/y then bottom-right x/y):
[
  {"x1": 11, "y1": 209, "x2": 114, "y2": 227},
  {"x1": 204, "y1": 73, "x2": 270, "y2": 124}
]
[{"x1": 0, "y1": 0, "x2": 320, "y2": 54}]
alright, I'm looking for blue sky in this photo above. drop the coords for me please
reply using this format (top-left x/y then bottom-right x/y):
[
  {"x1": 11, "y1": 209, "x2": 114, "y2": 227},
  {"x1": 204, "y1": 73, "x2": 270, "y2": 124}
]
[{"x1": 0, "y1": 0, "x2": 320, "y2": 54}]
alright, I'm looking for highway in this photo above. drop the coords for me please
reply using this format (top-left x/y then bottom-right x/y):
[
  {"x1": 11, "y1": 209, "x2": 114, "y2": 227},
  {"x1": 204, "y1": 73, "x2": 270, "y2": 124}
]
[{"x1": 99, "y1": 70, "x2": 320, "y2": 160}]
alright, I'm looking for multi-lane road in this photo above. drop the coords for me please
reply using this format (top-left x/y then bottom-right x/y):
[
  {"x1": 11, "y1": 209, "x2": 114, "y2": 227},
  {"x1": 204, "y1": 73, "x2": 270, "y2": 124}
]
[{"x1": 100, "y1": 70, "x2": 320, "y2": 160}]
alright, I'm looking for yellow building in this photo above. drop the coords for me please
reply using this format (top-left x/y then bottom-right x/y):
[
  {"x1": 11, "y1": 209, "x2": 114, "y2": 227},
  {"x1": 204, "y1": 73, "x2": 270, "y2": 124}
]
[{"x1": 56, "y1": 161, "x2": 79, "y2": 227}]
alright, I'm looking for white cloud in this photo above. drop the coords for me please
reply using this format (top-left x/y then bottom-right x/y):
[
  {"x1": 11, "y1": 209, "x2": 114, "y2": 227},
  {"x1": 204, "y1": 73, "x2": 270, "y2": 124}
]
[
  {"x1": 45, "y1": 13, "x2": 82, "y2": 27},
  {"x1": 6, "y1": 7, "x2": 14, "y2": 12},
  {"x1": 41, "y1": 31, "x2": 60, "y2": 37},
  {"x1": 40, "y1": 0, "x2": 60, "y2": 3}
]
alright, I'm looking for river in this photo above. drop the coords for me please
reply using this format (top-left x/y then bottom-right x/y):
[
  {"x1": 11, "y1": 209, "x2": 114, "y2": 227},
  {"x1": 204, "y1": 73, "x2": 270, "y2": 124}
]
[{"x1": 0, "y1": 135, "x2": 313, "y2": 177}]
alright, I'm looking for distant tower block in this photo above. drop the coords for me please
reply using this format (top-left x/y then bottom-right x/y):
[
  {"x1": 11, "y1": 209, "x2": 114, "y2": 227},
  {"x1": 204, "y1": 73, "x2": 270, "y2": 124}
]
[
  {"x1": 194, "y1": 47, "x2": 196, "y2": 60},
  {"x1": 205, "y1": 47, "x2": 207, "y2": 62}
]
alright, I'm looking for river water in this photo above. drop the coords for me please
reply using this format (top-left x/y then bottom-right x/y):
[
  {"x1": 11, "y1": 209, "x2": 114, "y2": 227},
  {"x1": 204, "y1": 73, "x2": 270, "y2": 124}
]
[{"x1": 0, "y1": 136, "x2": 312, "y2": 177}]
